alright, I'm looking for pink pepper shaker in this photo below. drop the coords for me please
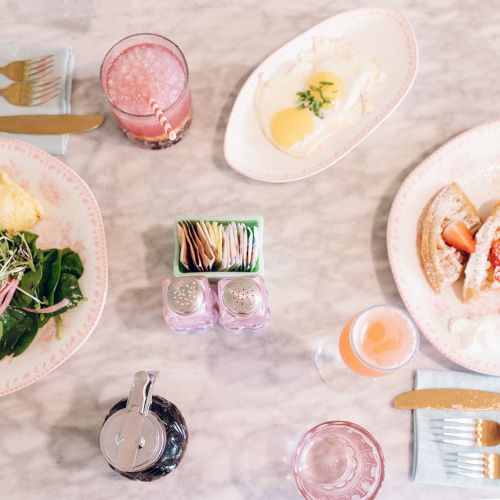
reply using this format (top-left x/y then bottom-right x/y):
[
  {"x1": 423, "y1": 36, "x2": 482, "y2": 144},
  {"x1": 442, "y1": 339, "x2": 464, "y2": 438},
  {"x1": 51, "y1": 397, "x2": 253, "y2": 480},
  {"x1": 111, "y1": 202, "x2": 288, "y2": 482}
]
[
  {"x1": 162, "y1": 276, "x2": 217, "y2": 332},
  {"x1": 217, "y1": 276, "x2": 270, "y2": 332}
]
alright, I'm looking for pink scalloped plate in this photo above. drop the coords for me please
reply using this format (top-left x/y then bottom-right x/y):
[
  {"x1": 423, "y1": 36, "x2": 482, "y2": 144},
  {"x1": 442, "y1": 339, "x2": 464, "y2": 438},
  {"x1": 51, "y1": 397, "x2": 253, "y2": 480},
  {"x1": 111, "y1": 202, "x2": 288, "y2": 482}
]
[
  {"x1": 0, "y1": 139, "x2": 107, "y2": 396},
  {"x1": 388, "y1": 122, "x2": 500, "y2": 375}
]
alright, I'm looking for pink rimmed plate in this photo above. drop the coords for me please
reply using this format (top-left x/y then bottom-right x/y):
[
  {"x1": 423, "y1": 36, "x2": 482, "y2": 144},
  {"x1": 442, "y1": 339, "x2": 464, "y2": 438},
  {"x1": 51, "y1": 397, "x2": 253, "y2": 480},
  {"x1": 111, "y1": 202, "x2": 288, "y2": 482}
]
[
  {"x1": 0, "y1": 139, "x2": 107, "y2": 396},
  {"x1": 224, "y1": 8, "x2": 418, "y2": 183},
  {"x1": 388, "y1": 122, "x2": 500, "y2": 375}
]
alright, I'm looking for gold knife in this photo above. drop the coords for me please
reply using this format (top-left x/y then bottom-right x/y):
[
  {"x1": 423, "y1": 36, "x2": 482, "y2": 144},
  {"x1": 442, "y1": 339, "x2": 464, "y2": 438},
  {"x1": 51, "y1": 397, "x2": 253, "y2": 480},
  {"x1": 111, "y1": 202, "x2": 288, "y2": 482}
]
[
  {"x1": 0, "y1": 115, "x2": 104, "y2": 134},
  {"x1": 394, "y1": 388, "x2": 500, "y2": 411}
]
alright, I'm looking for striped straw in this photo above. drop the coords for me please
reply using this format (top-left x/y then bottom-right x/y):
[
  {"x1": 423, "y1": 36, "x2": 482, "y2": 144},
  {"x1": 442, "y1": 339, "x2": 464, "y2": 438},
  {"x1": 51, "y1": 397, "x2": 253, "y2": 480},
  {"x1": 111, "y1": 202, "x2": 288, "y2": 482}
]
[{"x1": 148, "y1": 97, "x2": 177, "y2": 141}]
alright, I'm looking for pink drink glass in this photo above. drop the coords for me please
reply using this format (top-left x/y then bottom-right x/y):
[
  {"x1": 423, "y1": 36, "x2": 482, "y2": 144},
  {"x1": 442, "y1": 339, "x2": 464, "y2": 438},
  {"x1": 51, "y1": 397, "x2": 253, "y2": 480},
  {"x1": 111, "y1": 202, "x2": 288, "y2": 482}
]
[
  {"x1": 293, "y1": 421, "x2": 385, "y2": 500},
  {"x1": 100, "y1": 33, "x2": 192, "y2": 149}
]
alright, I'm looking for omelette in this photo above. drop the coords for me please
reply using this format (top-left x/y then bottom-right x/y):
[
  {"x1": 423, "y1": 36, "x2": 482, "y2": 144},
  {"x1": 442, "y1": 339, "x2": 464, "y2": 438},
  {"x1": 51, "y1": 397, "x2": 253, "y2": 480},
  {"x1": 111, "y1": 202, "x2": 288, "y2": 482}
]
[{"x1": 0, "y1": 168, "x2": 43, "y2": 234}]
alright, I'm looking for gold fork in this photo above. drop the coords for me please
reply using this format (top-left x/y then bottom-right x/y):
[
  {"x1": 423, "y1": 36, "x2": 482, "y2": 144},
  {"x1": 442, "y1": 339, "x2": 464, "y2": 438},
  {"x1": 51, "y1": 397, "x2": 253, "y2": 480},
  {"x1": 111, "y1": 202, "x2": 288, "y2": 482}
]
[
  {"x1": 442, "y1": 418, "x2": 500, "y2": 446},
  {"x1": 0, "y1": 77, "x2": 61, "y2": 106},
  {"x1": 0, "y1": 55, "x2": 54, "y2": 81},
  {"x1": 455, "y1": 453, "x2": 500, "y2": 479}
]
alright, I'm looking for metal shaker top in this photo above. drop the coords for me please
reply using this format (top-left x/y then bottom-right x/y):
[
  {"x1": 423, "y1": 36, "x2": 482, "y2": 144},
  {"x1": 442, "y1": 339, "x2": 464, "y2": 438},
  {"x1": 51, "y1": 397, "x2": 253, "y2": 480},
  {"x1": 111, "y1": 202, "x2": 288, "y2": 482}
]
[
  {"x1": 167, "y1": 277, "x2": 205, "y2": 315},
  {"x1": 100, "y1": 371, "x2": 166, "y2": 473},
  {"x1": 222, "y1": 277, "x2": 262, "y2": 316}
]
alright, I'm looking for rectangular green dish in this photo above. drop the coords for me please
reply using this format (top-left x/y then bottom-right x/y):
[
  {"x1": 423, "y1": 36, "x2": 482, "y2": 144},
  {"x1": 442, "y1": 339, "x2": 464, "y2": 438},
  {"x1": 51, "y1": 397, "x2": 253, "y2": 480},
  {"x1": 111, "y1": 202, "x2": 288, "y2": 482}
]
[{"x1": 173, "y1": 215, "x2": 264, "y2": 278}]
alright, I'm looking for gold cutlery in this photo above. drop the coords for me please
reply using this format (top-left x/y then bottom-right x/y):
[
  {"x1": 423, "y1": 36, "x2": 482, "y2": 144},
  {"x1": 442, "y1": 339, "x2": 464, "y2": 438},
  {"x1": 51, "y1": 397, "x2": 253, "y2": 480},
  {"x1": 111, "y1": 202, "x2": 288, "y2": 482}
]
[
  {"x1": 393, "y1": 388, "x2": 500, "y2": 411},
  {"x1": 0, "y1": 115, "x2": 104, "y2": 134},
  {"x1": 0, "y1": 55, "x2": 54, "y2": 81},
  {"x1": 442, "y1": 418, "x2": 500, "y2": 446},
  {"x1": 0, "y1": 77, "x2": 60, "y2": 106},
  {"x1": 455, "y1": 452, "x2": 500, "y2": 479}
]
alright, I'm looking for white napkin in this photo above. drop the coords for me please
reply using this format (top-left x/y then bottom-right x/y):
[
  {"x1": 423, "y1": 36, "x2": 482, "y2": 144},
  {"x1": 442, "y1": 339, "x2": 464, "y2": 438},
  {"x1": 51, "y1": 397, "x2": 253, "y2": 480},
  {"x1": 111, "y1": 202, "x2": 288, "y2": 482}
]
[
  {"x1": 0, "y1": 45, "x2": 74, "y2": 154},
  {"x1": 413, "y1": 369, "x2": 500, "y2": 490}
]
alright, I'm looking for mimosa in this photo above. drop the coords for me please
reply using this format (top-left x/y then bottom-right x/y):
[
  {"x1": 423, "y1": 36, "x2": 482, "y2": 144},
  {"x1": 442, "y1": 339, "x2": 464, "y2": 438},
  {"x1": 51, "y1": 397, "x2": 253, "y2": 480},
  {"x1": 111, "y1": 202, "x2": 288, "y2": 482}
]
[
  {"x1": 339, "y1": 305, "x2": 419, "y2": 377},
  {"x1": 316, "y1": 304, "x2": 419, "y2": 392}
]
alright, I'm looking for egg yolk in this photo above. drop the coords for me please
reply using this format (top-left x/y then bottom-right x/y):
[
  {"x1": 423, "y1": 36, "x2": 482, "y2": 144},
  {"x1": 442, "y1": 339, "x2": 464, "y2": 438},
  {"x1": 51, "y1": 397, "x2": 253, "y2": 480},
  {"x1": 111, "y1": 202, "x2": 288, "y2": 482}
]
[
  {"x1": 307, "y1": 72, "x2": 342, "y2": 108},
  {"x1": 270, "y1": 108, "x2": 314, "y2": 148}
]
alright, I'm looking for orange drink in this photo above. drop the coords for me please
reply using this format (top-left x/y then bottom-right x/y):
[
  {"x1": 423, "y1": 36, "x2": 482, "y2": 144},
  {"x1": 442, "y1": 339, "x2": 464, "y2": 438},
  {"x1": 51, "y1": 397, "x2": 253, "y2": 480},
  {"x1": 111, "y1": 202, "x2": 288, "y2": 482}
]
[
  {"x1": 339, "y1": 305, "x2": 419, "y2": 377},
  {"x1": 316, "y1": 305, "x2": 419, "y2": 392}
]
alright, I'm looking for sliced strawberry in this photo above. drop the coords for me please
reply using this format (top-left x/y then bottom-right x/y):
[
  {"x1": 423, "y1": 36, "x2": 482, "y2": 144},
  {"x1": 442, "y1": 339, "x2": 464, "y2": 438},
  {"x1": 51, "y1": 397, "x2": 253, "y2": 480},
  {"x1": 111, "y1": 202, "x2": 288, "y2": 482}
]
[
  {"x1": 489, "y1": 239, "x2": 500, "y2": 267},
  {"x1": 442, "y1": 221, "x2": 476, "y2": 254},
  {"x1": 489, "y1": 240, "x2": 500, "y2": 281}
]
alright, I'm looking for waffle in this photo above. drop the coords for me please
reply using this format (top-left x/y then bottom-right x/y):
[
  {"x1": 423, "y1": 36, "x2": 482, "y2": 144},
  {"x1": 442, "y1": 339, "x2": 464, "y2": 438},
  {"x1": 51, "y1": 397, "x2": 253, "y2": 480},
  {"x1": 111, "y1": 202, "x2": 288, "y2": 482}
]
[
  {"x1": 420, "y1": 183, "x2": 481, "y2": 292},
  {"x1": 463, "y1": 202, "x2": 500, "y2": 302}
]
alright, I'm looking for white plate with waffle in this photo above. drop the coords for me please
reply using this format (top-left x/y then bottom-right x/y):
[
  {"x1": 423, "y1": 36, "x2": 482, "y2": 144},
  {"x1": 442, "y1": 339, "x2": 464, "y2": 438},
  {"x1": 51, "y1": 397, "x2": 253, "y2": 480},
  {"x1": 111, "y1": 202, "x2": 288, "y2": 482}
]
[{"x1": 388, "y1": 122, "x2": 500, "y2": 375}]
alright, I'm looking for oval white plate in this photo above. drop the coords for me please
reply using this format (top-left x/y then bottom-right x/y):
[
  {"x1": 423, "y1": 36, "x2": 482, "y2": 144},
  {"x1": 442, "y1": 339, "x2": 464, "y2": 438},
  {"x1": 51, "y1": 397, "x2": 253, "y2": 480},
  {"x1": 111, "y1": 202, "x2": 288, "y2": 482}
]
[
  {"x1": 224, "y1": 8, "x2": 418, "y2": 183},
  {"x1": 388, "y1": 122, "x2": 500, "y2": 375},
  {"x1": 0, "y1": 139, "x2": 107, "y2": 396}
]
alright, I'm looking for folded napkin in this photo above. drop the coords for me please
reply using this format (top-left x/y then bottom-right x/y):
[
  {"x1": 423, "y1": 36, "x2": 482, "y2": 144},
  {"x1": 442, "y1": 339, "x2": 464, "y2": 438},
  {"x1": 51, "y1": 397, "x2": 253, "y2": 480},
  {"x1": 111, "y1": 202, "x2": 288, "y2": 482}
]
[
  {"x1": 413, "y1": 369, "x2": 500, "y2": 489},
  {"x1": 0, "y1": 44, "x2": 74, "y2": 154}
]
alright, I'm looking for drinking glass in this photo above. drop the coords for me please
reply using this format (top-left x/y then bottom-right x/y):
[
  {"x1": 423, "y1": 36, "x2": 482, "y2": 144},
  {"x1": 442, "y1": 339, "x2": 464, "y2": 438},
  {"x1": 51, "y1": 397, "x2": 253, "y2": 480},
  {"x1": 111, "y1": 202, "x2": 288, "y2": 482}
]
[
  {"x1": 293, "y1": 421, "x2": 385, "y2": 500},
  {"x1": 100, "y1": 33, "x2": 192, "y2": 149},
  {"x1": 315, "y1": 305, "x2": 419, "y2": 392}
]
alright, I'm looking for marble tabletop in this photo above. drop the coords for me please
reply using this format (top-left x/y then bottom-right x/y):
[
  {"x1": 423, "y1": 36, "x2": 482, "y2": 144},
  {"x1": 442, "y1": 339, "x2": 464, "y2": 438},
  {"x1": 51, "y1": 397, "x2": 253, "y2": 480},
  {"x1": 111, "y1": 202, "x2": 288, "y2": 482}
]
[{"x1": 1, "y1": 0, "x2": 499, "y2": 499}]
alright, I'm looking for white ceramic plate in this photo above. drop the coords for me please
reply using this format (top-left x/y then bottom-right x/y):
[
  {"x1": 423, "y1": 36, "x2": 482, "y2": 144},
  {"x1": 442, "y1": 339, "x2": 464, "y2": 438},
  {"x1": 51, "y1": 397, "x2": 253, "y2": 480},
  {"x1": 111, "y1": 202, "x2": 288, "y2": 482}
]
[
  {"x1": 388, "y1": 122, "x2": 500, "y2": 375},
  {"x1": 224, "y1": 8, "x2": 418, "y2": 183},
  {"x1": 0, "y1": 139, "x2": 107, "y2": 396}
]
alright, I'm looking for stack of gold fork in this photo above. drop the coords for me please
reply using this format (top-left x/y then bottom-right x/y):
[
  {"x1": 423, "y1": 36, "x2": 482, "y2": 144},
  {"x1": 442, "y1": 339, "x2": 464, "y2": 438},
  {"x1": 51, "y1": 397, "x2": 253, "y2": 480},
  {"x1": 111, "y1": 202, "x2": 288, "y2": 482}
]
[
  {"x1": 0, "y1": 55, "x2": 60, "y2": 106},
  {"x1": 442, "y1": 417, "x2": 500, "y2": 480}
]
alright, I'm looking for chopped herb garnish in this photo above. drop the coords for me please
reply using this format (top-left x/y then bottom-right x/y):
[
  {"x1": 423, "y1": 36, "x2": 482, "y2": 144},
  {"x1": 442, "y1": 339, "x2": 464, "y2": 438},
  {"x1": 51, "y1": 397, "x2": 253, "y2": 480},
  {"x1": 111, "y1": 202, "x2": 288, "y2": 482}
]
[
  {"x1": 296, "y1": 80, "x2": 336, "y2": 118},
  {"x1": 0, "y1": 232, "x2": 40, "y2": 303}
]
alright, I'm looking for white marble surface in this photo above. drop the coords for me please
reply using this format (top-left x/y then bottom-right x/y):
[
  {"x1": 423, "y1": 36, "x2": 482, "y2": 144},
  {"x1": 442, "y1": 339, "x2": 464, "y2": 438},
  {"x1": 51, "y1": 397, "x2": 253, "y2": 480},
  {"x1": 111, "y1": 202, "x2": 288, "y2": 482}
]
[{"x1": 0, "y1": 0, "x2": 499, "y2": 499}]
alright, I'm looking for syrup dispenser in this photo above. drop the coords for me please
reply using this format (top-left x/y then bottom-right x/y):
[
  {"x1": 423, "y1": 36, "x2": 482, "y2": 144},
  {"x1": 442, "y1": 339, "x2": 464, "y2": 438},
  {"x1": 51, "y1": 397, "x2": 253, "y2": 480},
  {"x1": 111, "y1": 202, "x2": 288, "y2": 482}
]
[{"x1": 100, "y1": 371, "x2": 188, "y2": 481}]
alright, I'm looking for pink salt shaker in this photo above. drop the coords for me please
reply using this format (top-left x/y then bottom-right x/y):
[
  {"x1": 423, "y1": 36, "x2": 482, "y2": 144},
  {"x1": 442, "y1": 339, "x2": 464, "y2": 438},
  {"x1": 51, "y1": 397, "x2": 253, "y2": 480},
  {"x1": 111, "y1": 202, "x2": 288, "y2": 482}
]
[
  {"x1": 217, "y1": 276, "x2": 270, "y2": 332},
  {"x1": 162, "y1": 276, "x2": 217, "y2": 332}
]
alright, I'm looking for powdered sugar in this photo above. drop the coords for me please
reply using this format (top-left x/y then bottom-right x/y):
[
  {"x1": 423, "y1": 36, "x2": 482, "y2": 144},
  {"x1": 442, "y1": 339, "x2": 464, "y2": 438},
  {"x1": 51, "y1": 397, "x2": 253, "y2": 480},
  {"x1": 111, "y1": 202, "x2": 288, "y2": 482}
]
[
  {"x1": 464, "y1": 205, "x2": 500, "y2": 295},
  {"x1": 421, "y1": 183, "x2": 481, "y2": 290}
]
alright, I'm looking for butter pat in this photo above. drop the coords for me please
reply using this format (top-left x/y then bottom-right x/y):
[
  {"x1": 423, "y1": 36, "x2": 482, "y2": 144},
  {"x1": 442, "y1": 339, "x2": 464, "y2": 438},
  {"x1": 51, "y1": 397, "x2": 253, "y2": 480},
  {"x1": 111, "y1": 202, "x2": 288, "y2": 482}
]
[
  {"x1": 0, "y1": 168, "x2": 43, "y2": 234},
  {"x1": 449, "y1": 314, "x2": 500, "y2": 355}
]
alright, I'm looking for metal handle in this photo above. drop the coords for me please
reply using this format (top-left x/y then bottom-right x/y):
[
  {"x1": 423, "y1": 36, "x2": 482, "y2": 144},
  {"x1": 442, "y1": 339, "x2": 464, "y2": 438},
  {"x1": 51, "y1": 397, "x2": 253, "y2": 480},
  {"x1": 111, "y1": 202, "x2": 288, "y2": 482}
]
[
  {"x1": 115, "y1": 371, "x2": 158, "y2": 471},
  {"x1": 126, "y1": 371, "x2": 158, "y2": 415}
]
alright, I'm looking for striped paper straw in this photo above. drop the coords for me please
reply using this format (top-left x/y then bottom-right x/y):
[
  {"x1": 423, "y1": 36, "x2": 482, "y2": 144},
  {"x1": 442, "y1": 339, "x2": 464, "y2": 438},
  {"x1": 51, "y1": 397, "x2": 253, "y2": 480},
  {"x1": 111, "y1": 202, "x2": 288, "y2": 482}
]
[{"x1": 148, "y1": 97, "x2": 177, "y2": 141}]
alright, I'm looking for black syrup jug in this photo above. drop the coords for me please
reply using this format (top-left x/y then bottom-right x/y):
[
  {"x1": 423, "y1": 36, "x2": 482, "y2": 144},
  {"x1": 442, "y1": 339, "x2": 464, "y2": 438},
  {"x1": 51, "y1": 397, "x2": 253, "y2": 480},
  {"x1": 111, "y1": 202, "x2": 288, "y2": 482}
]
[{"x1": 100, "y1": 371, "x2": 188, "y2": 481}]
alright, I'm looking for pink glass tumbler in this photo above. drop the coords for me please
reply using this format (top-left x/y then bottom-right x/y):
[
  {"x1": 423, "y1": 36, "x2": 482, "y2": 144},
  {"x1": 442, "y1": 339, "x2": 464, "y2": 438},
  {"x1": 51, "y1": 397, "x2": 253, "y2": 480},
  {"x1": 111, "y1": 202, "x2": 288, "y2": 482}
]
[
  {"x1": 100, "y1": 33, "x2": 192, "y2": 149},
  {"x1": 293, "y1": 421, "x2": 385, "y2": 500}
]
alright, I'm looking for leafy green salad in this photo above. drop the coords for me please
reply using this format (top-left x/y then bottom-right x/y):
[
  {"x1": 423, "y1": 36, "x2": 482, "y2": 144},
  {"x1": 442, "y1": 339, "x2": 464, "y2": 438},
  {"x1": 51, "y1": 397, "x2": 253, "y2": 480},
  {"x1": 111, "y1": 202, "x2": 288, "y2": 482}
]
[{"x1": 0, "y1": 231, "x2": 84, "y2": 358}]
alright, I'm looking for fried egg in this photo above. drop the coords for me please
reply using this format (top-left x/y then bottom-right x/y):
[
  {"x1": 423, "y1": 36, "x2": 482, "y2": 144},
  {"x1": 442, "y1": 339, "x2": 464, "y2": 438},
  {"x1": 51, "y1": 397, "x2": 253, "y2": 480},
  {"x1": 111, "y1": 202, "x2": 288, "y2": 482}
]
[{"x1": 255, "y1": 38, "x2": 383, "y2": 158}]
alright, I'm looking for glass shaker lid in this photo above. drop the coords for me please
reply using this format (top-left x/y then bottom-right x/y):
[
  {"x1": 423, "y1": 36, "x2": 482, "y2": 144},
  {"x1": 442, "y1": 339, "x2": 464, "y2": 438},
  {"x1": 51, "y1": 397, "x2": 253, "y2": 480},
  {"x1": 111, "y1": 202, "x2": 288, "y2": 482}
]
[
  {"x1": 167, "y1": 277, "x2": 204, "y2": 315},
  {"x1": 222, "y1": 277, "x2": 262, "y2": 316},
  {"x1": 100, "y1": 371, "x2": 166, "y2": 473}
]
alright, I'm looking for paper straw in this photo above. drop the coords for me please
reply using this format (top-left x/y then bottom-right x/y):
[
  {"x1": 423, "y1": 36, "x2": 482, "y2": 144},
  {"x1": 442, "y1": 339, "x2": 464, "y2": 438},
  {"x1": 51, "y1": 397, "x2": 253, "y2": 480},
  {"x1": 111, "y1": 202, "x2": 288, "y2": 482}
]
[{"x1": 148, "y1": 97, "x2": 177, "y2": 141}]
